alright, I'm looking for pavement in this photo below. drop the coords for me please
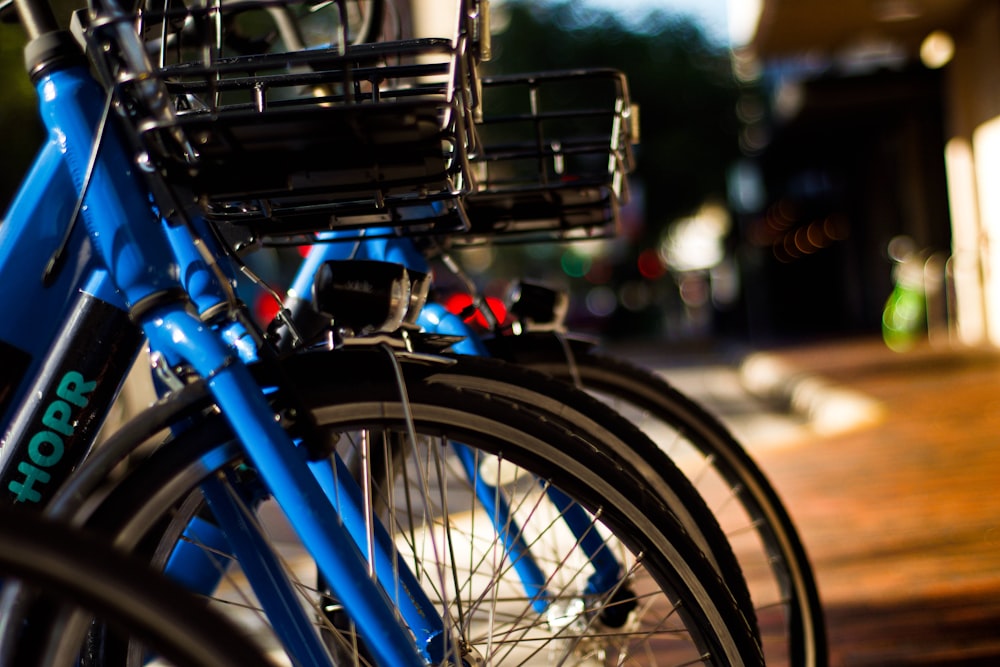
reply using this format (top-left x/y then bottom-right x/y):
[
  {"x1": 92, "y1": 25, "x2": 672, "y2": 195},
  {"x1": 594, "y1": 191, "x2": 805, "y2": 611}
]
[{"x1": 612, "y1": 334, "x2": 1000, "y2": 667}]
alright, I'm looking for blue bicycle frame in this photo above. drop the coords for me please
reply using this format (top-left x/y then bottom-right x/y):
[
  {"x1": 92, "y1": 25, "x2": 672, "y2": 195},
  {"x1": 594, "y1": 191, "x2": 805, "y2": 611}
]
[{"x1": 0, "y1": 21, "x2": 449, "y2": 667}]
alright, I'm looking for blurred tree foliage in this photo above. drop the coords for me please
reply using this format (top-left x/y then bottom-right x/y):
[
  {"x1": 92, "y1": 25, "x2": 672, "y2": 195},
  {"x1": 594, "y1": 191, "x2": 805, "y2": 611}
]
[
  {"x1": 1, "y1": 23, "x2": 44, "y2": 213},
  {"x1": 1, "y1": 0, "x2": 87, "y2": 212},
  {"x1": 485, "y1": 1, "x2": 742, "y2": 247}
]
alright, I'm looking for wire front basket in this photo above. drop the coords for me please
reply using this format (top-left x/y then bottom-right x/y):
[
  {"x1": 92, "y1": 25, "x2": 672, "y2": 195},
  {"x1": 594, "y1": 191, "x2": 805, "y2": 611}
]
[
  {"x1": 455, "y1": 68, "x2": 636, "y2": 245},
  {"x1": 84, "y1": 0, "x2": 485, "y2": 241}
]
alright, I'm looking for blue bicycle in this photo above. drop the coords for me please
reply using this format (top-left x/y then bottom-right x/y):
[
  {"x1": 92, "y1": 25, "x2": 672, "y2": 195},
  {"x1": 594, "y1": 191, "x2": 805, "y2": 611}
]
[
  {"x1": 255, "y1": 63, "x2": 823, "y2": 666},
  {"x1": 0, "y1": 0, "x2": 764, "y2": 663}
]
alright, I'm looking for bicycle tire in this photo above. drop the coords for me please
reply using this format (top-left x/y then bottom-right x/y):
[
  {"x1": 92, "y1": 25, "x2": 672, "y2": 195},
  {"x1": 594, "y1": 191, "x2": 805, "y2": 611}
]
[
  {"x1": 68, "y1": 348, "x2": 764, "y2": 666},
  {"x1": 0, "y1": 507, "x2": 274, "y2": 667},
  {"x1": 486, "y1": 332, "x2": 828, "y2": 667},
  {"x1": 417, "y1": 354, "x2": 758, "y2": 628}
]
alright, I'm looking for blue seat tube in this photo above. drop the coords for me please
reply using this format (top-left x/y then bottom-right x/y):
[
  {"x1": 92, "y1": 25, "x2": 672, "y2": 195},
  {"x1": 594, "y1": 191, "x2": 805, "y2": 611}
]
[
  {"x1": 450, "y1": 443, "x2": 551, "y2": 613},
  {"x1": 416, "y1": 306, "x2": 628, "y2": 597},
  {"x1": 544, "y1": 487, "x2": 625, "y2": 597}
]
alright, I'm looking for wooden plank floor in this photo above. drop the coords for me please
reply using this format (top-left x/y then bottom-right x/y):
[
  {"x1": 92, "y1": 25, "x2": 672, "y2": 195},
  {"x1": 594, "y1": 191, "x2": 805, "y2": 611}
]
[{"x1": 747, "y1": 338, "x2": 1000, "y2": 666}]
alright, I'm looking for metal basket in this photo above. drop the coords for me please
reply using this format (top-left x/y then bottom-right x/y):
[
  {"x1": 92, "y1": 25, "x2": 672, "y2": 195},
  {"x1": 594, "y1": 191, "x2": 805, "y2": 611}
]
[
  {"x1": 454, "y1": 68, "x2": 636, "y2": 245},
  {"x1": 84, "y1": 0, "x2": 485, "y2": 240}
]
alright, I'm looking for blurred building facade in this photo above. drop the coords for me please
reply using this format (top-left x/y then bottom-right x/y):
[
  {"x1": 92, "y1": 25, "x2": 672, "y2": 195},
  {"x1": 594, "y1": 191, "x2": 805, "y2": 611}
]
[{"x1": 737, "y1": 0, "x2": 1000, "y2": 347}]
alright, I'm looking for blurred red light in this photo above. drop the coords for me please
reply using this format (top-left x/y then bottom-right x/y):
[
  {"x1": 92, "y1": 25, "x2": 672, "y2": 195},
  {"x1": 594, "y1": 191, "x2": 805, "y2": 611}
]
[
  {"x1": 442, "y1": 293, "x2": 507, "y2": 328},
  {"x1": 637, "y1": 249, "x2": 666, "y2": 280}
]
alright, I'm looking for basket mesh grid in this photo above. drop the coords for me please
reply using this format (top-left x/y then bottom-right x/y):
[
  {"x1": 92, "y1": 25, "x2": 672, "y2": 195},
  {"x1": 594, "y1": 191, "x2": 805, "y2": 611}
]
[
  {"x1": 457, "y1": 68, "x2": 636, "y2": 245},
  {"x1": 85, "y1": 0, "x2": 482, "y2": 240}
]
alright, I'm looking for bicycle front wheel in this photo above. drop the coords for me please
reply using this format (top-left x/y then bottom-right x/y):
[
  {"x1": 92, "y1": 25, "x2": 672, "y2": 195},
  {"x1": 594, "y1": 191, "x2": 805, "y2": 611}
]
[
  {"x1": 0, "y1": 508, "x2": 273, "y2": 667},
  {"x1": 73, "y1": 349, "x2": 763, "y2": 666}
]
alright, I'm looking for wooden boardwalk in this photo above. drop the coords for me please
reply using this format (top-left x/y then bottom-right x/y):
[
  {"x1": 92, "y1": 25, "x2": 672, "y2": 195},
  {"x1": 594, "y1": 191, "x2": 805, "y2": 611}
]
[{"x1": 745, "y1": 338, "x2": 1000, "y2": 665}]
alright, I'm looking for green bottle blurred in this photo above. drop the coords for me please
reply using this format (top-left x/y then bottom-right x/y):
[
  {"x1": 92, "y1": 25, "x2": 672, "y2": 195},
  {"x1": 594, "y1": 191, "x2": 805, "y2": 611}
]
[{"x1": 882, "y1": 237, "x2": 927, "y2": 352}]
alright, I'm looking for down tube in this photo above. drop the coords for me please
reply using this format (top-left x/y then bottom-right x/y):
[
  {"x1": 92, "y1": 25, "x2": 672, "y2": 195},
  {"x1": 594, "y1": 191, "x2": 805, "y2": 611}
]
[
  {"x1": 0, "y1": 271, "x2": 141, "y2": 508},
  {"x1": 0, "y1": 125, "x2": 142, "y2": 508},
  {"x1": 0, "y1": 138, "x2": 104, "y2": 431}
]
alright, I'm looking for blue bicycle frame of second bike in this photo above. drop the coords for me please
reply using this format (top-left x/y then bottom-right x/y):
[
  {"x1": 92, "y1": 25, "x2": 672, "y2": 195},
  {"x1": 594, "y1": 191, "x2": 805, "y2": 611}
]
[
  {"x1": 289, "y1": 230, "x2": 630, "y2": 616},
  {"x1": 0, "y1": 30, "x2": 447, "y2": 667}
]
